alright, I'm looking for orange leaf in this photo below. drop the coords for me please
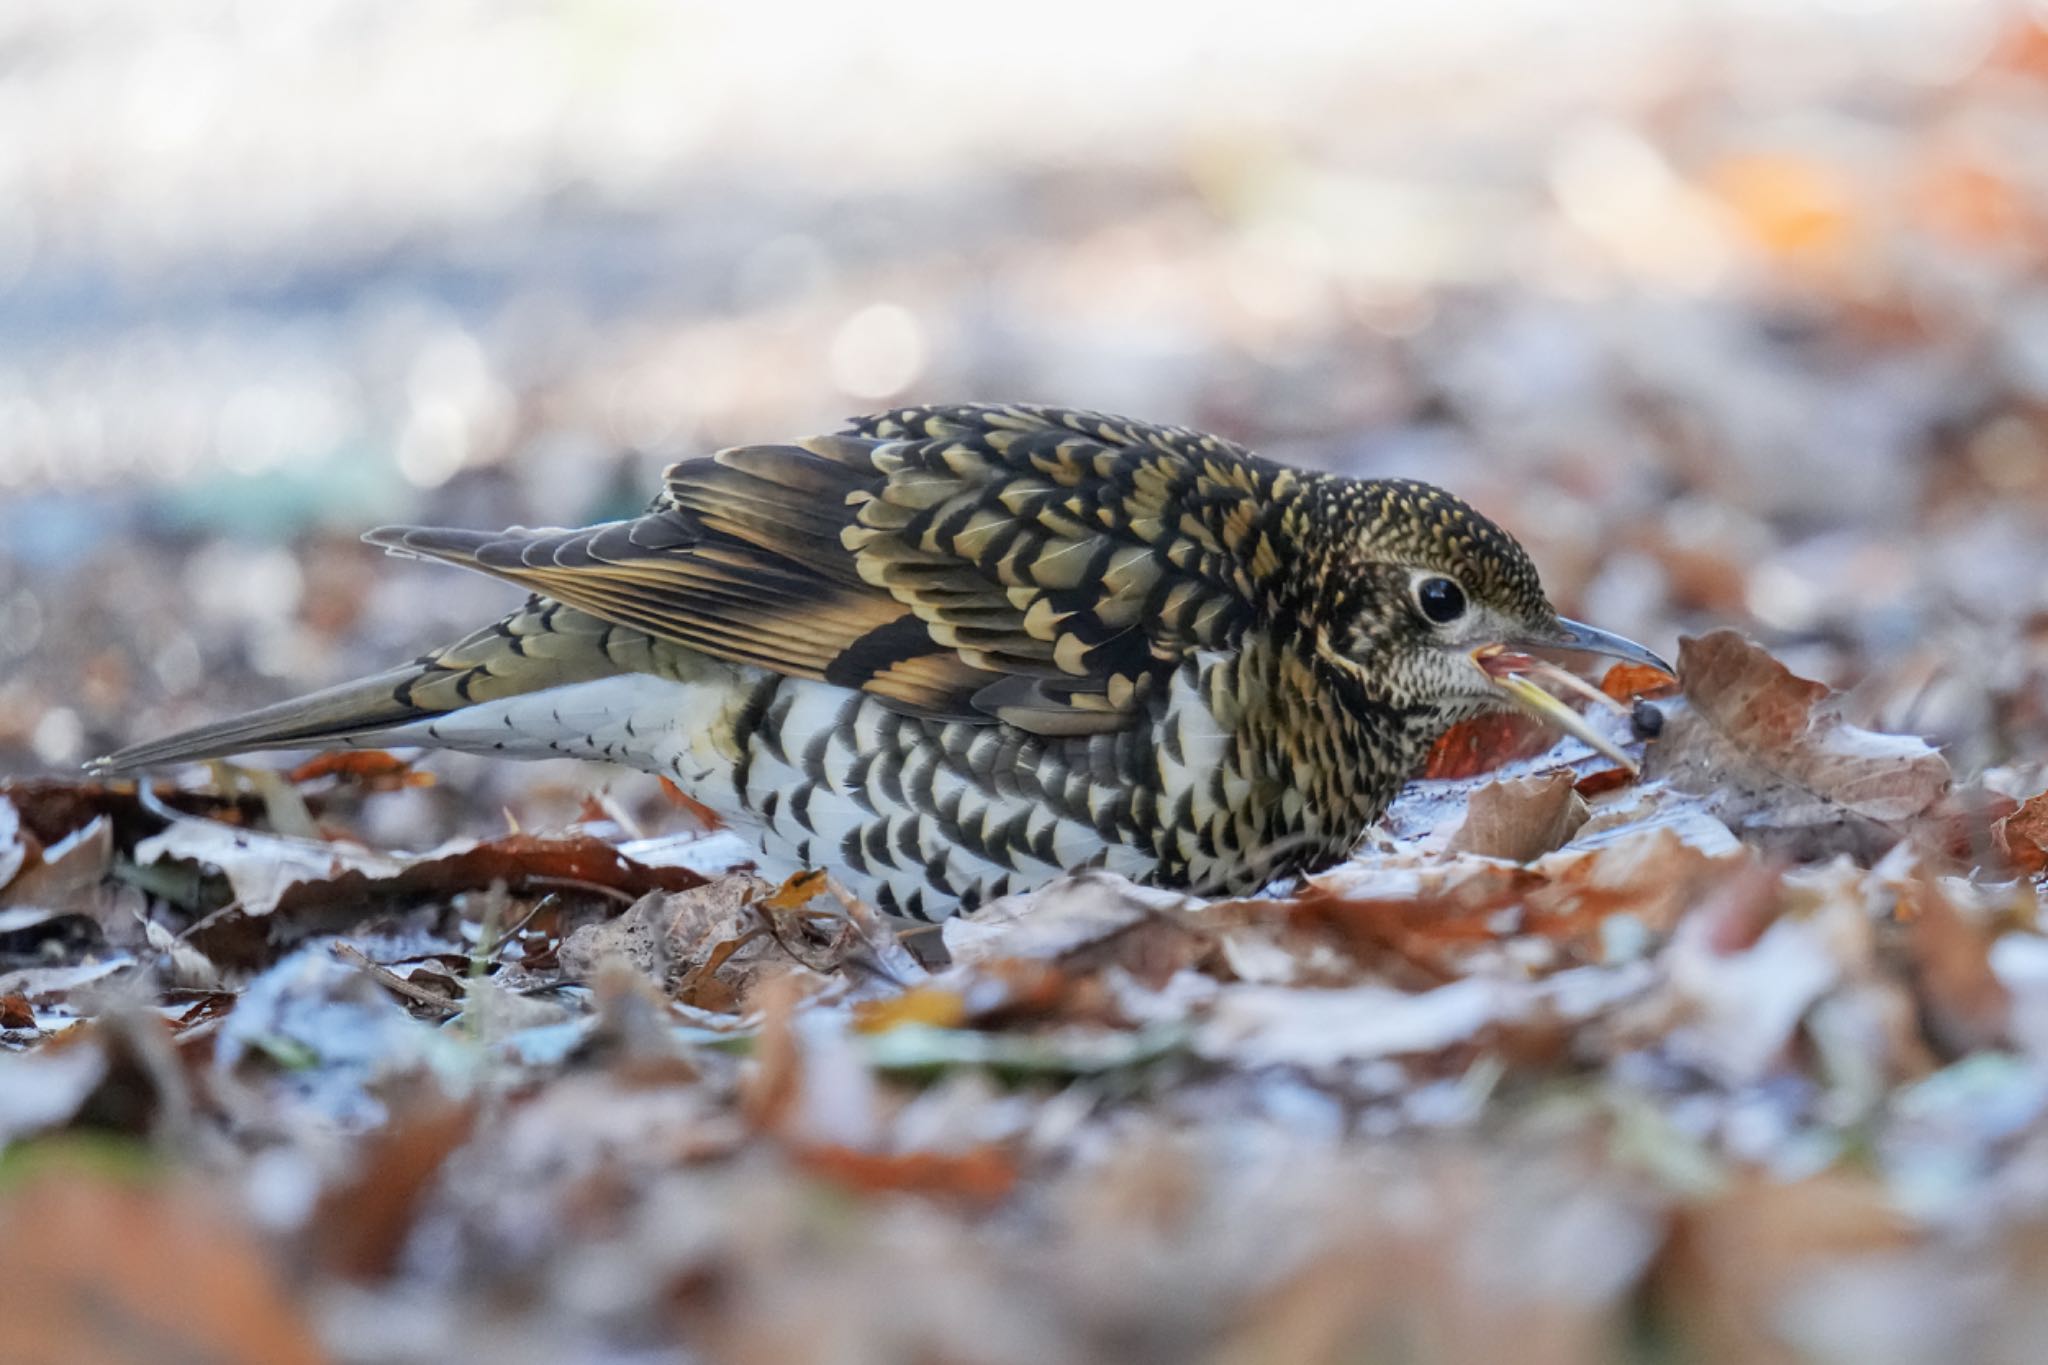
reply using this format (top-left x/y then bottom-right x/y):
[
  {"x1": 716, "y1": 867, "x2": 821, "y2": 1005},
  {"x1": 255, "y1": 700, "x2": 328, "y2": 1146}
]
[
  {"x1": 1422, "y1": 712, "x2": 1560, "y2": 780},
  {"x1": 0, "y1": 993, "x2": 32, "y2": 1029},
  {"x1": 1573, "y1": 767, "x2": 1635, "y2": 798},
  {"x1": 794, "y1": 1143, "x2": 1018, "y2": 1205},
  {"x1": 759, "y1": 869, "x2": 830, "y2": 912},
  {"x1": 1994, "y1": 793, "x2": 2048, "y2": 876},
  {"x1": 658, "y1": 776, "x2": 725, "y2": 831},
  {"x1": 0, "y1": 1163, "x2": 327, "y2": 1365},
  {"x1": 852, "y1": 986, "x2": 969, "y2": 1034},
  {"x1": 1599, "y1": 661, "x2": 1680, "y2": 702},
  {"x1": 286, "y1": 749, "x2": 433, "y2": 790}
]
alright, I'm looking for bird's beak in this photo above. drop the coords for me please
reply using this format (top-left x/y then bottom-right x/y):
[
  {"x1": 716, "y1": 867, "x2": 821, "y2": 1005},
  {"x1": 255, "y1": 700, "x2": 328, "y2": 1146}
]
[
  {"x1": 1469, "y1": 618, "x2": 1673, "y2": 775},
  {"x1": 1541, "y1": 617, "x2": 1674, "y2": 676}
]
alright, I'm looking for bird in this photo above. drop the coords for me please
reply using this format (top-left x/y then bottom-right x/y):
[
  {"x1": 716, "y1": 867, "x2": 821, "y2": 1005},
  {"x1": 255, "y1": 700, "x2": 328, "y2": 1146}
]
[{"x1": 93, "y1": 402, "x2": 1668, "y2": 921}]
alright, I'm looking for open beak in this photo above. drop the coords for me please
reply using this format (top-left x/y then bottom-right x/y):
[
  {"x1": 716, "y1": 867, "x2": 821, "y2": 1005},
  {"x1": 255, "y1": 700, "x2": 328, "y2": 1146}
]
[{"x1": 1471, "y1": 618, "x2": 1673, "y2": 775}]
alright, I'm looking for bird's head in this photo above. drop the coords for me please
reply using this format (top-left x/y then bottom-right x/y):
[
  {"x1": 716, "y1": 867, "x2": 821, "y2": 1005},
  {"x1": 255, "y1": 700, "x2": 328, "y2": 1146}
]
[{"x1": 1310, "y1": 478, "x2": 1669, "y2": 770}]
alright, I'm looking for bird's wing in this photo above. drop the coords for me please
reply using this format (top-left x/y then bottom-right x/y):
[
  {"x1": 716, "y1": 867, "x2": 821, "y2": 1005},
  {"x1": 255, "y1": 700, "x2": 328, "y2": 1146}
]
[{"x1": 367, "y1": 404, "x2": 1278, "y2": 735}]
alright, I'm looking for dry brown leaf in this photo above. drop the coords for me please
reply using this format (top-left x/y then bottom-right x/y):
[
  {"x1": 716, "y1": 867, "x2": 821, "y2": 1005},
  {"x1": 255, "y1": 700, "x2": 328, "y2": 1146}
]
[
  {"x1": 0, "y1": 816, "x2": 115, "y2": 928},
  {"x1": 557, "y1": 876, "x2": 808, "y2": 1014},
  {"x1": 1653, "y1": 1172, "x2": 1916, "y2": 1365},
  {"x1": 793, "y1": 1142, "x2": 1018, "y2": 1205},
  {"x1": 1422, "y1": 711, "x2": 1561, "y2": 780},
  {"x1": 285, "y1": 748, "x2": 434, "y2": 790},
  {"x1": 1896, "y1": 877, "x2": 2012, "y2": 1057},
  {"x1": 1600, "y1": 661, "x2": 1681, "y2": 702},
  {"x1": 1448, "y1": 770, "x2": 1588, "y2": 863},
  {"x1": 310, "y1": 1098, "x2": 477, "y2": 1282},
  {"x1": 0, "y1": 1163, "x2": 326, "y2": 1365},
  {"x1": 0, "y1": 993, "x2": 33, "y2": 1030},
  {"x1": 657, "y1": 775, "x2": 727, "y2": 830},
  {"x1": 134, "y1": 819, "x2": 709, "y2": 968},
  {"x1": 739, "y1": 973, "x2": 806, "y2": 1134},
  {"x1": 1993, "y1": 792, "x2": 2048, "y2": 875},
  {"x1": 1647, "y1": 631, "x2": 1951, "y2": 849},
  {"x1": 941, "y1": 872, "x2": 1197, "y2": 967}
]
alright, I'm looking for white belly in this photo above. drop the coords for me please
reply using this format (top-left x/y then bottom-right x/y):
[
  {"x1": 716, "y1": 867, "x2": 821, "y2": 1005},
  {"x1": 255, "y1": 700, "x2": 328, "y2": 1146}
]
[{"x1": 377, "y1": 667, "x2": 1162, "y2": 919}]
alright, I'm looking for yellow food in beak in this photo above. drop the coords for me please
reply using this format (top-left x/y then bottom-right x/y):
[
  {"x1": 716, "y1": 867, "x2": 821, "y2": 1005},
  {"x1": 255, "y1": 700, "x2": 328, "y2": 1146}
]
[{"x1": 1472, "y1": 644, "x2": 1649, "y2": 773}]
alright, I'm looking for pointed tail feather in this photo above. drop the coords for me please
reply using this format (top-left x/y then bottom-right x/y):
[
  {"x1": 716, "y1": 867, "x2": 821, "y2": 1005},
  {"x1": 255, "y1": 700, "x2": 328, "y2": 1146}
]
[
  {"x1": 87, "y1": 663, "x2": 435, "y2": 774},
  {"x1": 88, "y1": 599, "x2": 650, "y2": 775}
]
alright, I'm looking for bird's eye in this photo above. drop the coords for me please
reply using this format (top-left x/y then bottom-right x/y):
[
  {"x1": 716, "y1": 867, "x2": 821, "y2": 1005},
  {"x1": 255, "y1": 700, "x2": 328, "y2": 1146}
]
[{"x1": 1414, "y1": 575, "x2": 1467, "y2": 625}]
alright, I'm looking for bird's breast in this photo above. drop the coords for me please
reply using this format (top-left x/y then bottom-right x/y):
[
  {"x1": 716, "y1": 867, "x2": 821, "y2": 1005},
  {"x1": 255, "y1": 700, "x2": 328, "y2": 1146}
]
[{"x1": 404, "y1": 644, "x2": 1398, "y2": 920}]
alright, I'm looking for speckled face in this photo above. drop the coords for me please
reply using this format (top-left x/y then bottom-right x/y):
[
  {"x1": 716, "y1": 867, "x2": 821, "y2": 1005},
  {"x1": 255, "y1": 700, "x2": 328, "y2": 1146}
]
[{"x1": 1316, "y1": 479, "x2": 1563, "y2": 716}]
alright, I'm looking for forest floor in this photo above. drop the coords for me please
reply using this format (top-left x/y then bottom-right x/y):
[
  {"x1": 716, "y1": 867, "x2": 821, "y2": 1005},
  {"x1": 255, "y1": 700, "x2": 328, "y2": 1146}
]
[{"x1": 10, "y1": 8, "x2": 2048, "y2": 1364}]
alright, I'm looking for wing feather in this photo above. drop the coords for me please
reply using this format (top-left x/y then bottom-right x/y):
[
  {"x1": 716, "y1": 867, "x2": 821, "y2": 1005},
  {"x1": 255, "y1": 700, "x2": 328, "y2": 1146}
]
[{"x1": 366, "y1": 403, "x2": 1283, "y2": 734}]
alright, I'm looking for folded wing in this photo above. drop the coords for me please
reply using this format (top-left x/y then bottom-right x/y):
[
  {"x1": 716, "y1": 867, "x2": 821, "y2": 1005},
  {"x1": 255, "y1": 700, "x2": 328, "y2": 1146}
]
[{"x1": 368, "y1": 403, "x2": 1277, "y2": 735}]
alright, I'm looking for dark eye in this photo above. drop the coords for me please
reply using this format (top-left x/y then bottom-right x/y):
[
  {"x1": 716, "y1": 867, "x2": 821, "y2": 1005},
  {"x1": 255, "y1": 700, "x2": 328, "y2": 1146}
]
[{"x1": 1415, "y1": 576, "x2": 1467, "y2": 624}]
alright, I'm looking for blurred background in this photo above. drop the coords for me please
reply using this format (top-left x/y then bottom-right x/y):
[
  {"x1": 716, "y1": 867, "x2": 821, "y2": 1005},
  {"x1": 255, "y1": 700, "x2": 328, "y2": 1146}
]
[{"x1": 6, "y1": 0, "x2": 2048, "y2": 834}]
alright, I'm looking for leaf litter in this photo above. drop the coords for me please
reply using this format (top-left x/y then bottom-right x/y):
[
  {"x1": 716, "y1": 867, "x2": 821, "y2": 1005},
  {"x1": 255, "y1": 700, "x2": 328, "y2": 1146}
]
[
  {"x1": 15, "y1": 16, "x2": 2048, "y2": 1354},
  {"x1": 3, "y1": 623, "x2": 2046, "y2": 1362}
]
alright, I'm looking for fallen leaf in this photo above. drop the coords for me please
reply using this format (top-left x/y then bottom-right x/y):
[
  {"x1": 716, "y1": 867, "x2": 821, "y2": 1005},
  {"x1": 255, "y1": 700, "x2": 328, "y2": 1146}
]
[
  {"x1": 851, "y1": 986, "x2": 970, "y2": 1034},
  {"x1": 560, "y1": 874, "x2": 789, "y2": 1012},
  {"x1": 1896, "y1": 876, "x2": 2011, "y2": 1058},
  {"x1": 1292, "y1": 862, "x2": 1532, "y2": 983},
  {"x1": 793, "y1": 1142, "x2": 1018, "y2": 1205},
  {"x1": 286, "y1": 749, "x2": 435, "y2": 790},
  {"x1": 1448, "y1": 770, "x2": 1588, "y2": 862},
  {"x1": 310, "y1": 1098, "x2": 476, "y2": 1281},
  {"x1": 134, "y1": 819, "x2": 709, "y2": 968},
  {"x1": 1423, "y1": 711, "x2": 1560, "y2": 780},
  {"x1": 1653, "y1": 1172, "x2": 1915, "y2": 1365},
  {"x1": 758, "y1": 868, "x2": 830, "y2": 911},
  {"x1": 1915, "y1": 780, "x2": 2025, "y2": 872},
  {"x1": 1646, "y1": 631, "x2": 1951, "y2": 850},
  {"x1": 1993, "y1": 792, "x2": 2048, "y2": 876},
  {"x1": 1600, "y1": 661, "x2": 1681, "y2": 702},
  {"x1": 942, "y1": 872, "x2": 1196, "y2": 966},
  {"x1": 0, "y1": 1159, "x2": 326, "y2": 1365},
  {"x1": 0, "y1": 815, "x2": 114, "y2": 921},
  {"x1": 658, "y1": 775, "x2": 726, "y2": 830}
]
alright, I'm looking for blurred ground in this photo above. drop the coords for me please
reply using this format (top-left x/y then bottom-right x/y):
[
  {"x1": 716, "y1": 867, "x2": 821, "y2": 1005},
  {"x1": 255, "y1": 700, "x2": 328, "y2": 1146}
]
[{"x1": 8, "y1": 2, "x2": 2048, "y2": 1363}]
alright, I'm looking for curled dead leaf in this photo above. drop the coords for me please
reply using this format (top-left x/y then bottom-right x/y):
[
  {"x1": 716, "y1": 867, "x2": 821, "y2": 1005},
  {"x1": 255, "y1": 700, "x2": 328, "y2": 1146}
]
[
  {"x1": 759, "y1": 868, "x2": 831, "y2": 912},
  {"x1": 1448, "y1": 769, "x2": 1589, "y2": 863},
  {"x1": 1600, "y1": 661, "x2": 1682, "y2": 702},
  {"x1": 1647, "y1": 631, "x2": 1951, "y2": 851}
]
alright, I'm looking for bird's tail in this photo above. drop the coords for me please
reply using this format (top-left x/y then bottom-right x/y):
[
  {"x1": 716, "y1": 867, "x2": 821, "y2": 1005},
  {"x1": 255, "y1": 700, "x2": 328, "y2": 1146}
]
[{"x1": 88, "y1": 597, "x2": 642, "y2": 775}]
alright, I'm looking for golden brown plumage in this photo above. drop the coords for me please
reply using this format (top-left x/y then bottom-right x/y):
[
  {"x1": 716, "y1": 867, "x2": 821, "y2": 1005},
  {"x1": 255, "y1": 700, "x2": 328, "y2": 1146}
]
[{"x1": 94, "y1": 403, "x2": 1665, "y2": 919}]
